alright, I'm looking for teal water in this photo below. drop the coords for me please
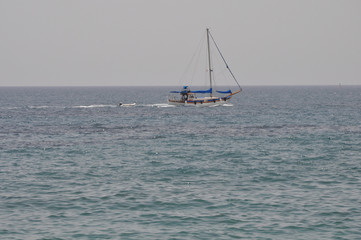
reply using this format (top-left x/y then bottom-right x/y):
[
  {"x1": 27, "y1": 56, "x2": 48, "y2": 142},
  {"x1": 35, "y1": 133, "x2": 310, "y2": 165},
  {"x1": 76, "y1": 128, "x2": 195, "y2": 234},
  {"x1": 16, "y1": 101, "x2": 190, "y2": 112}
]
[{"x1": 1, "y1": 86, "x2": 360, "y2": 239}]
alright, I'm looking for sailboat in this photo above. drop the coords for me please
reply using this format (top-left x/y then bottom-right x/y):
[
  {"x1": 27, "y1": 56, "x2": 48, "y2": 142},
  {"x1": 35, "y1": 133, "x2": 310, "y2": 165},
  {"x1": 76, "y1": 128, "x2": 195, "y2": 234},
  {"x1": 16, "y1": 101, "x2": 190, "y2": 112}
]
[{"x1": 168, "y1": 28, "x2": 242, "y2": 106}]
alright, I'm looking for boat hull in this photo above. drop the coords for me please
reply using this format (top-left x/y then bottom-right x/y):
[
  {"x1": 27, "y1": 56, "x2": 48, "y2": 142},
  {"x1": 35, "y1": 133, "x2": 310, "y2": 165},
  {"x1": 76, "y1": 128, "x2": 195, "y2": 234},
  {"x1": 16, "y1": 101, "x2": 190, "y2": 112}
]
[
  {"x1": 186, "y1": 98, "x2": 228, "y2": 107},
  {"x1": 168, "y1": 96, "x2": 230, "y2": 107}
]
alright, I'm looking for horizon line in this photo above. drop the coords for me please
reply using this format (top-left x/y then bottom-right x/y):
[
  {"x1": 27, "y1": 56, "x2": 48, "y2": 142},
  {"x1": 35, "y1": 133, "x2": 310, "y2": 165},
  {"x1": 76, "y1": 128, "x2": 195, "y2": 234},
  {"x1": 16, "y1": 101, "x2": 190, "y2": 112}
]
[{"x1": 0, "y1": 84, "x2": 359, "y2": 88}]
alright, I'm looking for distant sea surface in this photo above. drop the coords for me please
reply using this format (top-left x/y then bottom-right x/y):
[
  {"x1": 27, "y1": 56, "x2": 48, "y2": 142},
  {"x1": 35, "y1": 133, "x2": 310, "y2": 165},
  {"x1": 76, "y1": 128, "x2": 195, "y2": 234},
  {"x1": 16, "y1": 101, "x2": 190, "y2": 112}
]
[{"x1": 1, "y1": 86, "x2": 360, "y2": 239}]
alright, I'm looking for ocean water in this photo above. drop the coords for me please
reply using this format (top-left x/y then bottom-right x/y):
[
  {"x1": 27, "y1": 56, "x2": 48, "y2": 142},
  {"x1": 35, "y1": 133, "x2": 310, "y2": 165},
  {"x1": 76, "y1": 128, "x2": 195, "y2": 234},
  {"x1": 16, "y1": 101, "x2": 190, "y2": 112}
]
[{"x1": 0, "y1": 86, "x2": 360, "y2": 239}]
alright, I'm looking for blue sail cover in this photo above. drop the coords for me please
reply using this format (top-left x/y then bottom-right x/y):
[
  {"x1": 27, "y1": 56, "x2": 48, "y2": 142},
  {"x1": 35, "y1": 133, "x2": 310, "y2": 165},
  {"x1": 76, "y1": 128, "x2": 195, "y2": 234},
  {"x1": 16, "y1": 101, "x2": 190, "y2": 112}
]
[
  {"x1": 216, "y1": 89, "x2": 232, "y2": 94},
  {"x1": 191, "y1": 88, "x2": 212, "y2": 94},
  {"x1": 170, "y1": 87, "x2": 213, "y2": 94}
]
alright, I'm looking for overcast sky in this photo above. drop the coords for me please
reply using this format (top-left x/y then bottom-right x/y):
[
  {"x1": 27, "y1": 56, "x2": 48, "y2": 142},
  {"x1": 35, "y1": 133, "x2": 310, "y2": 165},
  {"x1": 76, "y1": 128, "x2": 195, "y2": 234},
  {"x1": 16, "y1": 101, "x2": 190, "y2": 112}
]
[{"x1": 1, "y1": 0, "x2": 360, "y2": 86}]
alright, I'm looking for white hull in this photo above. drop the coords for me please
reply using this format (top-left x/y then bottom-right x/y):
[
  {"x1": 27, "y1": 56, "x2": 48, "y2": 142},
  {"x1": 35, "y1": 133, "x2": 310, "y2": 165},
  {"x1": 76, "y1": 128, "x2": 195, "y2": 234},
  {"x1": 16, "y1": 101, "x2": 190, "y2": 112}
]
[
  {"x1": 186, "y1": 100, "x2": 227, "y2": 107},
  {"x1": 168, "y1": 98, "x2": 230, "y2": 107}
]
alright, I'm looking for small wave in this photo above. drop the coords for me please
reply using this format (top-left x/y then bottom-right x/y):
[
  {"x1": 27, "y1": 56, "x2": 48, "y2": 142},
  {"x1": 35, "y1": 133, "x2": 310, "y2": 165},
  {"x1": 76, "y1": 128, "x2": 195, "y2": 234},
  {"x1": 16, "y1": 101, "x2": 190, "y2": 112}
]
[
  {"x1": 28, "y1": 105, "x2": 57, "y2": 109},
  {"x1": 25, "y1": 105, "x2": 66, "y2": 110},
  {"x1": 222, "y1": 103, "x2": 233, "y2": 107},
  {"x1": 71, "y1": 104, "x2": 116, "y2": 109},
  {"x1": 6, "y1": 105, "x2": 116, "y2": 110},
  {"x1": 148, "y1": 103, "x2": 176, "y2": 108},
  {"x1": 1, "y1": 106, "x2": 22, "y2": 110}
]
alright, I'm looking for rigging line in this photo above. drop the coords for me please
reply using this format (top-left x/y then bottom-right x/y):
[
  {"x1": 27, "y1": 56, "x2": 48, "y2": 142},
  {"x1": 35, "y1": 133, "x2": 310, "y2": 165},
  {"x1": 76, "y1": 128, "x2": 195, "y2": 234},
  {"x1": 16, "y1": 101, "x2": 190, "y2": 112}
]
[
  {"x1": 191, "y1": 34, "x2": 206, "y2": 85},
  {"x1": 179, "y1": 31, "x2": 206, "y2": 86},
  {"x1": 208, "y1": 31, "x2": 242, "y2": 90}
]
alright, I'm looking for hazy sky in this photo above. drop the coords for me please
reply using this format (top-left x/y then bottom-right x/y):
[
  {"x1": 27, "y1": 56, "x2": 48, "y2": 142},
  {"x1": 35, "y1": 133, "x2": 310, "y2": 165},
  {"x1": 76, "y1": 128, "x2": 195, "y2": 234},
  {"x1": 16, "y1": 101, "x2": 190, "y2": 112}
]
[{"x1": 1, "y1": 0, "x2": 360, "y2": 86}]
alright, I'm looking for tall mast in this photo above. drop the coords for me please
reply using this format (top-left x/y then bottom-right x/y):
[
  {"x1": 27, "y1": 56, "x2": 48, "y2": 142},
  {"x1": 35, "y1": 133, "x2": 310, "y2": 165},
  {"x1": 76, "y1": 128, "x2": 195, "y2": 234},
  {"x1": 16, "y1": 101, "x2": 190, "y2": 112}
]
[{"x1": 206, "y1": 28, "x2": 212, "y2": 97}]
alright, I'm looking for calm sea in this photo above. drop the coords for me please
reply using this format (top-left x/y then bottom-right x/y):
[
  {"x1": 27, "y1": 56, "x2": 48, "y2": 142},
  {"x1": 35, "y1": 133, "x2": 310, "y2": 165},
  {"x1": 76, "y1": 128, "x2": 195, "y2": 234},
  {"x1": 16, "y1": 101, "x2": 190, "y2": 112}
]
[{"x1": 1, "y1": 86, "x2": 360, "y2": 239}]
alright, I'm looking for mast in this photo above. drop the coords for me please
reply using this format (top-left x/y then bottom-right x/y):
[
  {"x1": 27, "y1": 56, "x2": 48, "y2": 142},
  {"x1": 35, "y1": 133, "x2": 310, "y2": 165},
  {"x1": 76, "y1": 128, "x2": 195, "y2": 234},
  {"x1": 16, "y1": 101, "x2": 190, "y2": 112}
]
[{"x1": 206, "y1": 28, "x2": 213, "y2": 97}]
